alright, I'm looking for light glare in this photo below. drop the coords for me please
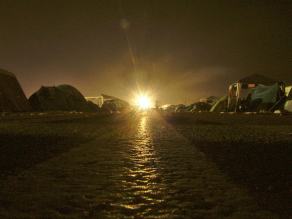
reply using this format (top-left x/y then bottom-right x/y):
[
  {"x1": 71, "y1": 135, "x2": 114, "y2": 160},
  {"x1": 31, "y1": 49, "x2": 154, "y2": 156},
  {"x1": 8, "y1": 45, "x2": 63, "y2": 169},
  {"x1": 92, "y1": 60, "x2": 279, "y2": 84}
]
[{"x1": 135, "y1": 94, "x2": 152, "y2": 110}]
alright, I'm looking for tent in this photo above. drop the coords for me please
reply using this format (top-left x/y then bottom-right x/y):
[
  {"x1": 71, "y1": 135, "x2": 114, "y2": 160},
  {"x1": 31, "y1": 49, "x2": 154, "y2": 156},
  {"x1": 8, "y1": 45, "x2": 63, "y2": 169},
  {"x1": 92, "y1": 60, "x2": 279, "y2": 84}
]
[
  {"x1": 175, "y1": 104, "x2": 187, "y2": 112},
  {"x1": 210, "y1": 96, "x2": 228, "y2": 112},
  {"x1": 237, "y1": 74, "x2": 277, "y2": 85},
  {"x1": 85, "y1": 96, "x2": 104, "y2": 107},
  {"x1": 185, "y1": 102, "x2": 211, "y2": 112},
  {"x1": 284, "y1": 86, "x2": 292, "y2": 112},
  {"x1": 0, "y1": 69, "x2": 31, "y2": 112},
  {"x1": 227, "y1": 74, "x2": 283, "y2": 112},
  {"x1": 100, "y1": 94, "x2": 130, "y2": 112},
  {"x1": 249, "y1": 83, "x2": 281, "y2": 112},
  {"x1": 199, "y1": 96, "x2": 219, "y2": 105},
  {"x1": 160, "y1": 104, "x2": 176, "y2": 112},
  {"x1": 285, "y1": 86, "x2": 292, "y2": 97},
  {"x1": 29, "y1": 84, "x2": 99, "y2": 112}
]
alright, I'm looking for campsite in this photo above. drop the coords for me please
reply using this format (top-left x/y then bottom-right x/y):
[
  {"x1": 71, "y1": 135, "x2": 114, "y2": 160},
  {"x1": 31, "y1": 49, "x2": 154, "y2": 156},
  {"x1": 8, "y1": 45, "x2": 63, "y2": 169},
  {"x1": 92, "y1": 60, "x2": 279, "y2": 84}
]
[
  {"x1": 0, "y1": 69, "x2": 291, "y2": 218},
  {"x1": 1, "y1": 68, "x2": 291, "y2": 115},
  {"x1": 0, "y1": 1, "x2": 291, "y2": 217}
]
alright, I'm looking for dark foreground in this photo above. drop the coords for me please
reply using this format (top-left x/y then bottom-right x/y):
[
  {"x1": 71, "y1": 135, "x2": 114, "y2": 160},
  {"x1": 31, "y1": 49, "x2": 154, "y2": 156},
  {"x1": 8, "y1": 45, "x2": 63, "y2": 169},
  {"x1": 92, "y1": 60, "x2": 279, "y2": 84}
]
[{"x1": 0, "y1": 112, "x2": 291, "y2": 218}]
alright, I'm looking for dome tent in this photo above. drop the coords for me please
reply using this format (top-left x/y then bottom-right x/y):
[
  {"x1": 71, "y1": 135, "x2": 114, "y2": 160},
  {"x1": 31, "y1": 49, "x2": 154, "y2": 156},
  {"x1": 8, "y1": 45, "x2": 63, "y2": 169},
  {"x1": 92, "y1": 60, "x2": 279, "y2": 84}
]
[
  {"x1": 237, "y1": 74, "x2": 277, "y2": 86},
  {"x1": 0, "y1": 68, "x2": 31, "y2": 112},
  {"x1": 227, "y1": 74, "x2": 282, "y2": 112},
  {"x1": 29, "y1": 84, "x2": 99, "y2": 112}
]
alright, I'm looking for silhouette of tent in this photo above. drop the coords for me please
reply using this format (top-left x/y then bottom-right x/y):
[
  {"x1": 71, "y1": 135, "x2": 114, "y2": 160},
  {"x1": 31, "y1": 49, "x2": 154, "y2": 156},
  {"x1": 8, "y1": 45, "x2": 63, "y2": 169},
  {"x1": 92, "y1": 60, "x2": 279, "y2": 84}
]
[
  {"x1": 237, "y1": 74, "x2": 277, "y2": 85},
  {"x1": 29, "y1": 84, "x2": 99, "y2": 112},
  {"x1": 0, "y1": 69, "x2": 31, "y2": 112},
  {"x1": 100, "y1": 94, "x2": 130, "y2": 112}
]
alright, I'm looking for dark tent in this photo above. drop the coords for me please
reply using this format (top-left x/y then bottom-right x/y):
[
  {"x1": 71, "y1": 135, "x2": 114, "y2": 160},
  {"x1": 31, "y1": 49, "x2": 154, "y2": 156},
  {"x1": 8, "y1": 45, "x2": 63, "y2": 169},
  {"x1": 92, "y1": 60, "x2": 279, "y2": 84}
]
[
  {"x1": 186, "y1": 102, "x2": 211, "y2": 112},
  {"x1": 29, "y1": 84, "x2": 99, "y2": 112},
  {"x1": 249, "y1": 84, "x2": 281, "y2": 112},
  {"x1": 175, "y1": 104, "x2": 187, "y2": 112},
  {"x1": 238, "y1": 74, "x2": 277, "y2": 86},
  {"x1": 0, "y1": 69, "x2": 31, "y2": 112},
  {"x1": 101, "y1": 94, "x2": 130, "y2": 112}
]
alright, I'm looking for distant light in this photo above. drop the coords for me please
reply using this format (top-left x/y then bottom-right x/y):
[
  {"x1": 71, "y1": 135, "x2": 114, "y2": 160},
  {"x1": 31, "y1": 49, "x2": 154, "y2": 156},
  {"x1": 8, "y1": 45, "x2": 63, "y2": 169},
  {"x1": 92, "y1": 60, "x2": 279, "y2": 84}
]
[{"x1": 134, "y1": 93, "x2": 153, "y2": 110}]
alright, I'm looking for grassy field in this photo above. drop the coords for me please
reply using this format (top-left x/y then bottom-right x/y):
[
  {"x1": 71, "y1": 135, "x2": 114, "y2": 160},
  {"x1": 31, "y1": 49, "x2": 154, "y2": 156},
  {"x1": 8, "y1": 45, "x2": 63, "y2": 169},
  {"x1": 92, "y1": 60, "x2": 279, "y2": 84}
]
[
  {"x1": 0, "y1": 112, "x2": 131, "y2": 178},
  {"x1": 0, "y1": 111, "x2": 290, "y2": 218},
  {"x1": 163, "y1": 112, "x2": 292, "y2": 217}
]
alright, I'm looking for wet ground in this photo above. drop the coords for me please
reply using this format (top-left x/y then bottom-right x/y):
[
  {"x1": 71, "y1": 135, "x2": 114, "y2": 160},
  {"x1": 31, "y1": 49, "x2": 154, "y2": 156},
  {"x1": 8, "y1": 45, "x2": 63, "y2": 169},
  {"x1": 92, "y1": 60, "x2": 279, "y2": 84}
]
[{"x1": 0, "y1": 112, "x2": 289, "y2": 218}]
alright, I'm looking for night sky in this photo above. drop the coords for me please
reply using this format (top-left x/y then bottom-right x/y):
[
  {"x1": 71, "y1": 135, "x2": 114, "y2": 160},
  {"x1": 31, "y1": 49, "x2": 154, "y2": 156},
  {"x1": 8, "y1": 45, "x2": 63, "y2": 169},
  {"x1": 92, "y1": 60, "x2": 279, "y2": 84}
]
[{"x1": 0, "y1": 0, "x2": 291, "y2": 104}]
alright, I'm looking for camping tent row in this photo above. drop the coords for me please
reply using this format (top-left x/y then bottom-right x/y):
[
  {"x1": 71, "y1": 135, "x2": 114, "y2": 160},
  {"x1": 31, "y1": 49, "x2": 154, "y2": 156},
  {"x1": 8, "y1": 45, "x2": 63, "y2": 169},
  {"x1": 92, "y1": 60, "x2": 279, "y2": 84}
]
[
  {"x1": 85, "y1": 94, "x2": 130, "y2": 112},
  {"x1": 0, "y1": 69, "x2": 129, "y2": 113},
  {"x1": 1, "y1": 70, "x2": 291, "y2": 113}
]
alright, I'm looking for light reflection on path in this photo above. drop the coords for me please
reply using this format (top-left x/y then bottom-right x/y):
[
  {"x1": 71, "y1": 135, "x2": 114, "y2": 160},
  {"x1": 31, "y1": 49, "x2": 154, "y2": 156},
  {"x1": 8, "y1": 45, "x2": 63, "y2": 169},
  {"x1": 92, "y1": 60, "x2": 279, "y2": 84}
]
[
  {"x1": 116, "y1": 115, "x2": 167, "y2": 217},
  {"x1": 107, "y1": 113, "x2": 266, "y2": 218}
]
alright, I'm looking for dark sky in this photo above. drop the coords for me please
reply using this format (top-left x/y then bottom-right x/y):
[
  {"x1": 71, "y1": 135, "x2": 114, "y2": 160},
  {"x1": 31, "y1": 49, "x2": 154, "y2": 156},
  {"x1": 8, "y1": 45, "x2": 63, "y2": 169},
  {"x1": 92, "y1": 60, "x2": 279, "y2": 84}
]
[{"x1": 0, "y1": 0, "x2": 291, "y2": 104}]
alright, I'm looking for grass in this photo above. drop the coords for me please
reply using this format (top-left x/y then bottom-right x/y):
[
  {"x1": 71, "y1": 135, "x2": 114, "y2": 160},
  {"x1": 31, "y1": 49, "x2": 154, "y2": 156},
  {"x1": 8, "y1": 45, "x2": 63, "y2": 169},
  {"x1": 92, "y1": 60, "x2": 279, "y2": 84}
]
[
  {"x1": 0, "y1": 111, "x2": 290, "y2": 218},
  {"x1": 0, "y1": 112, "x2": 132, "y2": 179},
  {"x1": 0, "y1": 112, "x2": 139, "y2": 218},
  {"x1": 163, "y1": 112, "x2": 292, "y2": 217}
]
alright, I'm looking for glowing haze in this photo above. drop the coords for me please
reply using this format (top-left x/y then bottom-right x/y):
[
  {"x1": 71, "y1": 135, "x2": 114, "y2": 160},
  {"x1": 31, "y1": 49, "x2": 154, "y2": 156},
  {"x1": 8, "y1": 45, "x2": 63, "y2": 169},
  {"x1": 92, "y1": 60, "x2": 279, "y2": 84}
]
[{"x1": 0, "y1": 1, "x2": 290, "y2": 104}]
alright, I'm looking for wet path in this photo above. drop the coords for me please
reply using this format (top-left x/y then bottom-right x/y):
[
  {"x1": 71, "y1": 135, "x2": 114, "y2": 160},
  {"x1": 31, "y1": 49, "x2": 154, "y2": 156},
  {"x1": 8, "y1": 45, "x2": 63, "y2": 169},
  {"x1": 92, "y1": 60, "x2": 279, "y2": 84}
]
[{"x1": 0, "y1": 113, "x2": 276, "y2": 218}]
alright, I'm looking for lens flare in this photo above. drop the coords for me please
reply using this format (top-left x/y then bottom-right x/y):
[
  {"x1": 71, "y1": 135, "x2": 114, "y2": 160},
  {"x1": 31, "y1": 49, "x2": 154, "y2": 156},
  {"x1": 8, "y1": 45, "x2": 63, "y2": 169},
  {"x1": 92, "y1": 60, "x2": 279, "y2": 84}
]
[{"x1": 135, "y1": 94, "x2": 153, "y2": 110}]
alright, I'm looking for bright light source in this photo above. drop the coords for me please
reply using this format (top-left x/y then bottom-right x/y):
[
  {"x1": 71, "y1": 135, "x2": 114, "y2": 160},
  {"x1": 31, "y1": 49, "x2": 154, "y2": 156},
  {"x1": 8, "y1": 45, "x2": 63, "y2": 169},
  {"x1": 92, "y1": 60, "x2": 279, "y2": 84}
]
[{"x1": 134, "y1": 94, "x2": 153, "y2": 110}]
